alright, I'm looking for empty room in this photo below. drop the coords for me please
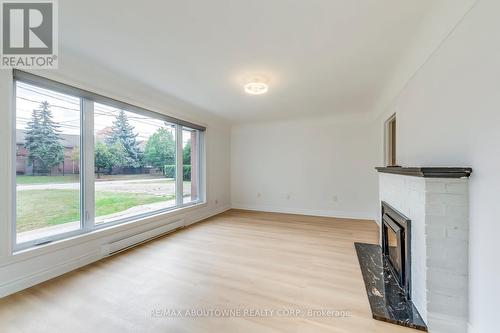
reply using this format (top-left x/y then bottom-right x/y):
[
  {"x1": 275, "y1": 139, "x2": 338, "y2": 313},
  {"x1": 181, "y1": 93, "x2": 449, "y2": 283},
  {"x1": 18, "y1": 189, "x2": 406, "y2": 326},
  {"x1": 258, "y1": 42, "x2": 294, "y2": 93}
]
[{"x1": 0, "y1": 0, "x2": 497, "y2": 332}]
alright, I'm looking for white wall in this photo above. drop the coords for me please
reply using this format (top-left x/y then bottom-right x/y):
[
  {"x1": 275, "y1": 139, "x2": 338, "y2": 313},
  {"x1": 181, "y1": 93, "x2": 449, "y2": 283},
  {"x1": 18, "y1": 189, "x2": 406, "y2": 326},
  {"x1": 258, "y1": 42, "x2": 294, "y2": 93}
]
[
  {"x1": 0, "y1": 51, "x2": 231, "y2": 297},
  {"x1": 377, "y1": 1, "x2": 498, "y2": 331},
  {"x1": 231, "y1": 115, "x2": 379, "y2": 219}
]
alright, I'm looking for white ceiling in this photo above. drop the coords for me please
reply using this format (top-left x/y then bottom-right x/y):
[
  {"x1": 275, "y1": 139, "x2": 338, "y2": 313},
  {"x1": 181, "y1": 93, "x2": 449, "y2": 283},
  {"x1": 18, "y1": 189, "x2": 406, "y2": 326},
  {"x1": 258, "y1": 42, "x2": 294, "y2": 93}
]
[{"x1": 59, "y1": 0, "x2": 470, "y2": 123}]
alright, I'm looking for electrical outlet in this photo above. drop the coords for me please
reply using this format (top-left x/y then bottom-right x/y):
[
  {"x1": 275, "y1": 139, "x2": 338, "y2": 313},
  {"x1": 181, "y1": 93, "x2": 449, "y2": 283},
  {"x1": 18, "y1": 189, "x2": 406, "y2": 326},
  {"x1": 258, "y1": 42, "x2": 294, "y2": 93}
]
[
  {"x1": 215, "y1": 199, "x2": 218, "y2": 205},
  {"x1": 286, "y1": 194, "x2": 291, "y2": 200},
  {"x1": 257, "y1": 192, "x2": 261, "y2": 198},
  {"x1": 332, "y1": 195, "x2": 338, "y2": 202}
]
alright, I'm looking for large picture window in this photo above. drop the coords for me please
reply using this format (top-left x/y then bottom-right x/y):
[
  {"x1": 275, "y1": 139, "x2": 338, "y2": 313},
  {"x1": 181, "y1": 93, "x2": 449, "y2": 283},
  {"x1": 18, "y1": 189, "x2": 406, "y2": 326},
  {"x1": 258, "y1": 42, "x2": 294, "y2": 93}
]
[{"x1": 13, "y1": 71, "x2": 205, "y2": 250}]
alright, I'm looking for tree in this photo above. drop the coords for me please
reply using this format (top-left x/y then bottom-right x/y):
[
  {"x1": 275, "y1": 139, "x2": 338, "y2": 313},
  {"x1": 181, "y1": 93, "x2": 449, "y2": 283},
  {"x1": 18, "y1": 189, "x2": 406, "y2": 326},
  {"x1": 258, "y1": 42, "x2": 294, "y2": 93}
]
[
  {"x1": 24, "y1": 109, "x2": 42, "y2": 173},
  {"x1": 144, "y1": 127, "x2": 175, "y2": 171},
  {"x1": 24, "y1": 101, "x2": 64, "y2": 175},
  {"x1": 94, "y1": 141, "x2": 113, "y2": 178},
  {"x1": 108, "y1": 142, "x2": 127, "y2": 168},
  {"x1": 106, "y1": 110, "x2": 142, "y2": 168},
  {"x1": 183, "y1": 138, "x2": 191, "y2": 165},
  {"x1": 94, "y1": 141, "x2": 127, "y2": 178}
]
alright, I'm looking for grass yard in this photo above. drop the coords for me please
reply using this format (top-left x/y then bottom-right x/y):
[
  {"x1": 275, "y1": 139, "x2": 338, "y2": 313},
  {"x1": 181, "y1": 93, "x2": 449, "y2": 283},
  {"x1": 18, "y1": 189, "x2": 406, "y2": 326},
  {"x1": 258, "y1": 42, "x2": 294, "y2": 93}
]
[
  {"x1": 94, "y1": 191, "x2": 173, "y2": 217},
  {"x1": 16, "y1": 189, "x2": 175, "y2": 233},
  {"x1": 17, "y1": 174, "x2": 175, "y2": 185},
  {"x1": 16, "y1": 175, "x2": 79, "y2": 185}
]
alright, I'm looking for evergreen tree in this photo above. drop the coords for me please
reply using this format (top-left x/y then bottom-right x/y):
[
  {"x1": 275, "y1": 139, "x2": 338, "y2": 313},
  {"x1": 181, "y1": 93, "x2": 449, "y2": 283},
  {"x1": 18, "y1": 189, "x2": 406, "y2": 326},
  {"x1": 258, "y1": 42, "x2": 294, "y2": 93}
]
[
  {"x1": 24, "y1": 109, "x2": 42, "y2": 173},
  {"x1": 106, "y1": 110, "x2": 141, "y2": 168},
  {"x1": 144, "y1": 127, "x2": 176, "y2": 171},
  {"x1": 24, "y1": 102, "x2": 64, "y2": 175}
]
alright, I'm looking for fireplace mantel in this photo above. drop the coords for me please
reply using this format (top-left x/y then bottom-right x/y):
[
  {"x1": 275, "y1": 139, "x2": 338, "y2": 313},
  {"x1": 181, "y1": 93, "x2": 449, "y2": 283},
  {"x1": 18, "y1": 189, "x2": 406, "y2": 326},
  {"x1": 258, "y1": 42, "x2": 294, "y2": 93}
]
[{"x1": 375, "y1": 167, "x2": 472, "y2": 178}]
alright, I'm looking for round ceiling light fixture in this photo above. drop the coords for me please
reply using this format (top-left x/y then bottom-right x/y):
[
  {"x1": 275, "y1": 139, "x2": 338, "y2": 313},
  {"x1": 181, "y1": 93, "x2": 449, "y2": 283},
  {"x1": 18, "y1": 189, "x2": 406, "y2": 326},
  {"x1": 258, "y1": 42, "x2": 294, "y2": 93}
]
[{"x1": 244, "y1": 78, "x2": 269, "y2": 95}]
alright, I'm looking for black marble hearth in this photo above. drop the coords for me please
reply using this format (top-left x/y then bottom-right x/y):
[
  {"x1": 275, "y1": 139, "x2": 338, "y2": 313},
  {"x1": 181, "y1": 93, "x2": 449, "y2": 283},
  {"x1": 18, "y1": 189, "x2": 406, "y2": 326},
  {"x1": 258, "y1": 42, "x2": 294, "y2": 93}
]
[{"x1": 354, "y1": 243, "x2": 427, "y2": 331}]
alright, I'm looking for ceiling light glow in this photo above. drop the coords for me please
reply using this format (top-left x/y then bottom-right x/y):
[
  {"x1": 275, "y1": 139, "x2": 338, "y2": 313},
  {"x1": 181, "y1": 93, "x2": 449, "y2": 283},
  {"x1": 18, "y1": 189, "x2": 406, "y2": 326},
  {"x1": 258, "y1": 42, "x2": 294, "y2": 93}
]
[{"x1": 244, "y1": 82, "x2": 268, "y2": 95}]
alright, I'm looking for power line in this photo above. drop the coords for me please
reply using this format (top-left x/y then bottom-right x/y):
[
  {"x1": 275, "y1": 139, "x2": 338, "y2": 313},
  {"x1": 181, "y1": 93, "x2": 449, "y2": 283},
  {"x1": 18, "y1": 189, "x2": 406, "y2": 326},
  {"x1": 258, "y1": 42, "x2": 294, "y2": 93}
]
[
  {"x1": 17, "y1": 84, "x2": 79, "y2": 104},
  {"x1": 17, "y1": 84, "x2": 178, "y2": 133},
  {"x1": 17, "y1": 96, "x2": 79, "y2": 112}
]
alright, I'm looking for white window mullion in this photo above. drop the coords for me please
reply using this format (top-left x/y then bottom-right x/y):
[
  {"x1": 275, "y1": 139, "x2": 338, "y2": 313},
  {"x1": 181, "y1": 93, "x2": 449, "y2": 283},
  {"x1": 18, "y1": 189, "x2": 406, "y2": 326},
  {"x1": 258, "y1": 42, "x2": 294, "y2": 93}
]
[
  {"x1": 176, "y1": 124, "x2": 183, "y2": 206},
  {"x1": 198, "y1": 130, "x2": 205, "y2": 203},
  {"x1": 82, "y1": 99, "x2": 95, "y2": 231}
]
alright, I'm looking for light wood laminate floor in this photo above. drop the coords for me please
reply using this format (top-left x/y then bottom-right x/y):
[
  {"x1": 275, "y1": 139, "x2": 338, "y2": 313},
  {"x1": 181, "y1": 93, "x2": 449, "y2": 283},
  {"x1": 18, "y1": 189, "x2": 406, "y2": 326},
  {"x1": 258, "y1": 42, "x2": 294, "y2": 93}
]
[{"x1": 0, "y1": 210, "x2": 417, "y2": 332}]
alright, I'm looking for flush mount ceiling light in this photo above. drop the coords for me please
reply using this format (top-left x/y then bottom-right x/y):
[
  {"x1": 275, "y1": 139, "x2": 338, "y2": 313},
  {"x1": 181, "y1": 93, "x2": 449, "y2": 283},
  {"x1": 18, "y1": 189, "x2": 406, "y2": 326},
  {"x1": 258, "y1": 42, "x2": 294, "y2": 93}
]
[{"x1": 244, "y1": 78, "x2": 269, "y2": 95}]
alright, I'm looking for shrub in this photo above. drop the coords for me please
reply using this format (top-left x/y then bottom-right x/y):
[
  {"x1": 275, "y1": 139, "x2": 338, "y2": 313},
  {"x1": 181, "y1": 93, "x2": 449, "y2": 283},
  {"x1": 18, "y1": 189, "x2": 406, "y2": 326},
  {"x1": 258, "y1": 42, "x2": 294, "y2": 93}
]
[
  {"x1": 183, "y1": 165, "x2": 191, "y2": 181},
  {"x1": 164, "y1": 164, "x2": 176, "y2": 178},
  {"x1": 163, "y1": 165, "x2": 192, "y2": 181}
]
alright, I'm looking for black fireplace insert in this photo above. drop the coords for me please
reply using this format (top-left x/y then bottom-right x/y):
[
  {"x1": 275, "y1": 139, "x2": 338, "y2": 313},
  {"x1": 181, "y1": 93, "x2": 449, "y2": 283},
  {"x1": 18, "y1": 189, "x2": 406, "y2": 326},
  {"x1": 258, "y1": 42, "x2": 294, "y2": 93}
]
[{"x1": 381, "y1": 201, "x2": 411, "y2": 298}]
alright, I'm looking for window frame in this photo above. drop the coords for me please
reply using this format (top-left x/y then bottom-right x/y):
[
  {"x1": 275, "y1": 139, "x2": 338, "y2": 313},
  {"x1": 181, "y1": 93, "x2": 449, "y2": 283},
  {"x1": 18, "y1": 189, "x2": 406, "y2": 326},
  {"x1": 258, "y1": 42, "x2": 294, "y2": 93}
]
[
  {"x1": 384, "y1": 113, "x2": 397, "y2": 167},
  {"x1": 12, "y1": 81, "x2": 86, "y2": 250},
  {"x1": 12, "y1": 70, "x2": 206, "y2": 251}
]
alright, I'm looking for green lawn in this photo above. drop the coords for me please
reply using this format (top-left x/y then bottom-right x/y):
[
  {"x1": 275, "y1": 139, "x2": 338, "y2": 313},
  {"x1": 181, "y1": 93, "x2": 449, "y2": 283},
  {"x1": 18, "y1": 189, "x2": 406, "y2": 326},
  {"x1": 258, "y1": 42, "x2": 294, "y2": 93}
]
[
  {"x1": 16, "y1": 175, "x2": 79, "y2": 185},
  {"x1": 16, "y1": 189, "x2": 175, "y2": 233},
  {"x1": 16, "y1": 175, "x2": 175, "y2": 185},
  {"x1": 94, "y1": 191, "x2": 173, "y2": 217}
]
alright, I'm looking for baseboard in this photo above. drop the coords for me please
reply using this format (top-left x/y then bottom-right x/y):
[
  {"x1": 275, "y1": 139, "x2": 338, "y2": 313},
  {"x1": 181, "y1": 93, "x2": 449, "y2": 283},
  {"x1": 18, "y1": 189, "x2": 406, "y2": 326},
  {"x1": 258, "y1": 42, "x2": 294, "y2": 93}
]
[
  {"x1": 231, "y1": 203, "x2": 376, "y2": 220},
  {"x1": 184, "y1": 204, "x2": 231, "y2": 226},
  {"x1": 0, "y1": 204, "x2": 231, "y2": 299},
  {"x1": 0, "y1": 249, "x2": 101, "y2": 298}
]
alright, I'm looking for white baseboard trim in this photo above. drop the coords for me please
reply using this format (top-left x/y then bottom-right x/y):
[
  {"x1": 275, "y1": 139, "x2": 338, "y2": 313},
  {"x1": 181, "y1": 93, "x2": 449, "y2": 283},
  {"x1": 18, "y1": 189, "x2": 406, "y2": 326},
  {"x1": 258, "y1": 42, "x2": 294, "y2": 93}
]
[
  {"x1": 0, "y1": 249, "x2": 101, "y2": 298},
  {"x1": 184, "y1": 205, "x2": 231, "y2": 226},
  {"x1": 0, "y1": 205, "x2": 231, "y2": 299},
  {"x1": 231, "y1": 203, "x2": 376, "y2": 221}
]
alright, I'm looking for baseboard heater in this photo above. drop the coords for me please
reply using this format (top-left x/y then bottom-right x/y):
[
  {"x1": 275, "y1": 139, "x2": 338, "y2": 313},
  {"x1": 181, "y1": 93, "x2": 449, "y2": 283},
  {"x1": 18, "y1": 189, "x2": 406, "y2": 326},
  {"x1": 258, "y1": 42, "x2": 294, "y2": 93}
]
[{"x1": 101, "y1": 219, "x2": 184, "y2": 256}]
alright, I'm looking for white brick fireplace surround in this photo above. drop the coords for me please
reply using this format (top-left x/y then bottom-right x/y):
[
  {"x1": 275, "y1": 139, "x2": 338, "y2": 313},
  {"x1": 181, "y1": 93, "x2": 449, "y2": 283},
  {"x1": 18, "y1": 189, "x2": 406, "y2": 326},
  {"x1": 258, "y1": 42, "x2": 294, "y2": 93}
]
[{"x1": 378, "y1": 170, "x2": 470, "y2": 333}]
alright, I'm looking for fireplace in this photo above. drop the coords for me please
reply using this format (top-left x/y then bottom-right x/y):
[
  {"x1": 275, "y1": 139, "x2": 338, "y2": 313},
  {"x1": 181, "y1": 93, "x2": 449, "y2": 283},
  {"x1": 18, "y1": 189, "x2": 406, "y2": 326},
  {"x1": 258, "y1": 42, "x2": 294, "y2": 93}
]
[
  {"x1": 354, "y1": 167, "x2": 471, "y2": 331},
  {"x1": 381, "y1": 201, "x2": 411, "y2": 298}
]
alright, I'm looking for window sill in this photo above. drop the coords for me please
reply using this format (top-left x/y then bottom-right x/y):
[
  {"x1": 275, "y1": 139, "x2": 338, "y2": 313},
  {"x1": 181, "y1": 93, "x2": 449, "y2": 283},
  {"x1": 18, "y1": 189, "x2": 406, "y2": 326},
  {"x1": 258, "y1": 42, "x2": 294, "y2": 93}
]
[{"x1": 2, "y1": 201, "x2": 207, "y2": 267}]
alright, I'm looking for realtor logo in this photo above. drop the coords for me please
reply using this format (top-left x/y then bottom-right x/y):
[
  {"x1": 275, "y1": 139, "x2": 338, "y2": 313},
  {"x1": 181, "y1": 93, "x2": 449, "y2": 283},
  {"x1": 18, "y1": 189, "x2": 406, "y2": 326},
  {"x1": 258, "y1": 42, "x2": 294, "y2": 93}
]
[{"x1": 1, "y1": 0, "x2": 58, "y2": 68}]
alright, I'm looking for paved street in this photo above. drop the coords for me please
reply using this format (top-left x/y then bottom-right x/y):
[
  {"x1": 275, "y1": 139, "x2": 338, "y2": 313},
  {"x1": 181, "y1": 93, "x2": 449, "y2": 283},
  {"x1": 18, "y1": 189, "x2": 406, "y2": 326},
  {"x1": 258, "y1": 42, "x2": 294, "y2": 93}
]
[{"x1": 17, "y1": 178, "x2": 191, "y2": 196}]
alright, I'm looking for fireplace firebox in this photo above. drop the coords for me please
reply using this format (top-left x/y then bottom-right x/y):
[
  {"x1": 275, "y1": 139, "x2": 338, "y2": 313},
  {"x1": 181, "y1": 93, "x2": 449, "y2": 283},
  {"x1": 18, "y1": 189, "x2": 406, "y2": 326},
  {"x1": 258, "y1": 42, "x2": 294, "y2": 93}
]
[{"x1": 381, "y1": 201, "x2": 411, "y2": 298}]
